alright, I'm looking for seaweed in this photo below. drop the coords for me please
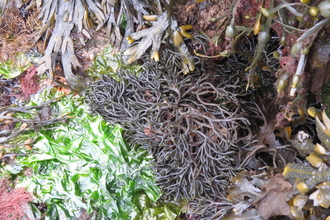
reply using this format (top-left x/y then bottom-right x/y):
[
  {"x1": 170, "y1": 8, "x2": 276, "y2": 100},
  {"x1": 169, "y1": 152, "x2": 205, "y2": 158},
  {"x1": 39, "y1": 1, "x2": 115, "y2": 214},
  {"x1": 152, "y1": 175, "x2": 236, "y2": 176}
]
[
  {"x1": 124, "y1": 10, "x2": 170, "y2": 63},
  {"x1": 86, "y1": 44, "x2": 259, "y2": 218},
  {"x1": 0, "y1": 93, "x2": 73, "y2": 160},
  {"x1": 11, "y1": 0, "x2": 197, "y2": 90},
  {"x1": 9, "y1": 89, "x2": 180, "y2": 220},
  {"x1": 0, "y1": 178, "x2": 33, "y2": 220},
  {"x1": 23, "y1": 0, "x2": 119, "y2": 90},
  {"x1": 283, "y1": 109, "x2": 330, "y2": 218},
  {"x1": 122, "y1": 0, "x2": 195, "y2": 74}
]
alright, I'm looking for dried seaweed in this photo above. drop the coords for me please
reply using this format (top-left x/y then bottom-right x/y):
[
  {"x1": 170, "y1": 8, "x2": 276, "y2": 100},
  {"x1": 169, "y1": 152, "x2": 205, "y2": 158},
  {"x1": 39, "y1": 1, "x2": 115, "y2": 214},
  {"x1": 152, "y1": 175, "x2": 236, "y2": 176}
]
[
  {"x1": 25, "y1": 0, "x2": 120, "y2": 88},
  {"x1": 124, "y1": 10, "x2": 170, "y2": 63},
  {"x1": 121, "y1": 0, "x2": 195, "y2": 74},
  {"x1": 6, "y1": 0, "x2": 197, "y2": 88},
  {"x1": 0, "y1": 2, "x2": 40, "y2": 62},
  {"x1": 225, "y1": 172, "x2": 292, "y2": 219}
]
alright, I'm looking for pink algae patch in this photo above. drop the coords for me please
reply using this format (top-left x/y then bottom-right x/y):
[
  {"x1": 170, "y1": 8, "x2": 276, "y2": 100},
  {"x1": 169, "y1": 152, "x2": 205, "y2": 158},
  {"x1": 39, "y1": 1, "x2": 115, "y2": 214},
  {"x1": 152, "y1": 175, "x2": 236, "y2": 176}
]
[{"x1": 20, "y1": 66, "x2": 40, "y2": 100}]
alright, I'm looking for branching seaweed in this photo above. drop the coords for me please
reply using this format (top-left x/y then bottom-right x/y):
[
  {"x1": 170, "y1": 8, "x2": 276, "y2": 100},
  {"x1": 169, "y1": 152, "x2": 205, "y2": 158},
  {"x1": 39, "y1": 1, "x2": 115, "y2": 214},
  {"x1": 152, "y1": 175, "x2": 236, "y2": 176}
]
[
  {"x1": 86, "y1": 46, "x2": 259, "y2": 218},
  {"x1": 124, "y1": 10, "x2": 170, "y2": 63}
]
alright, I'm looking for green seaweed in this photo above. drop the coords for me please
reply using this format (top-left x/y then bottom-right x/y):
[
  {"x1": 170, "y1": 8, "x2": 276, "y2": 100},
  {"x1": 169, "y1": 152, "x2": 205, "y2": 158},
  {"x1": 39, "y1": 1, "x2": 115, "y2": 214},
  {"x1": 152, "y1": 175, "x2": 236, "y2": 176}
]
[
  {"x1": 1, "y1": 89, "x2": 182, "y2": 220},
  {"x1": 88, "y1": 45, "x2": 143, "y2": 81},
  {"x1": 0, "y1": 52, "x2": 39, "y2": 79}
]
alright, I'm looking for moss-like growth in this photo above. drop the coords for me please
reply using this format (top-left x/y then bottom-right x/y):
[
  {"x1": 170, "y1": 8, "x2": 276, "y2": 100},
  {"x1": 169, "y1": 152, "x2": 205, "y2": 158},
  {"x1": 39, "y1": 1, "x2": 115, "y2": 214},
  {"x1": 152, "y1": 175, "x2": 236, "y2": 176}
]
[{"x1": 320, "y1": 81, "x2": 330, "y2": 117}]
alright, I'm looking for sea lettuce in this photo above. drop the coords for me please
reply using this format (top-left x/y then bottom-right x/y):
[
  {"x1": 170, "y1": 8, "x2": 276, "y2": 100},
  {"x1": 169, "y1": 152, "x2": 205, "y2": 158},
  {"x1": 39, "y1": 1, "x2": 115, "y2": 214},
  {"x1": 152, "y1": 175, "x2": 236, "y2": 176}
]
[{"x1": 15, "y1": 90, "x2": 180, "y2": 219}]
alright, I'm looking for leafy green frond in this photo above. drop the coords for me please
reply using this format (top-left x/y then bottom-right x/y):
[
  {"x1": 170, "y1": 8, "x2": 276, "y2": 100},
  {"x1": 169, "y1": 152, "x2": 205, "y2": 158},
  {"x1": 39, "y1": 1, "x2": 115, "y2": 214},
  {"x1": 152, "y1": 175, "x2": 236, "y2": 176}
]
[
  {"x1": 89, "y1": 45, "x2": 143, "y2": 81},
  {"x1": 0, "y1": 53, "x2": 35, "y2": 79},
  {"x1": 9, "y1": 89, "x2": 181, "y2": 220}
]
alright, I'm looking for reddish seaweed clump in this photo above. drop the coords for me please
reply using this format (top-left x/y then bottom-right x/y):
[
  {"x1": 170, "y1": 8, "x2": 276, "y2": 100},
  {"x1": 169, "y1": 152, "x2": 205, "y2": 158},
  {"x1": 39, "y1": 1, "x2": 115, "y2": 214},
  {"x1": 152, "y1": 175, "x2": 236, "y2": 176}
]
[
  {"x1": 0, "y1": 178, "x2": 33, "y2": 220},
  {"x1": 20, "y1": 66, "x2": 40, "y2": 100}
]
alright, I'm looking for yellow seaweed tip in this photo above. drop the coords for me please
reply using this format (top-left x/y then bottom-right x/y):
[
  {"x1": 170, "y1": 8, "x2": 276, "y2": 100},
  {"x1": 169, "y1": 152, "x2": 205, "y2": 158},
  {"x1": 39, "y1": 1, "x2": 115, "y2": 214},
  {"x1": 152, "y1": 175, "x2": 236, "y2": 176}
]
[
  {"x1": 143, "y1": 15, "x2": 158, "y2": 21},
  {"x1": 315, "y1": 143, "x2": 327, "y2": 155},
  {"x1": 126, "y1": 36, "x2": 135, "y2": 44},
  {"x1": 306, "y1": 153, "x2": 323, "y2": 168},
  {"x1": 300, "y1": 0, "x2": 310, "y2": 5},
  {"x1": 307, "y1": 107, "x2": 317, "y2": 118},
  {"x1": 291, "y1": 75, "x2": 300, "y2": 88},
  {"x1": 254, "y1": 14, "x2": 262, "y2": 35},
  {"x1": 179, "y1": 25, "x2": 193, "y2": 39},
  {"x1": 151, "y1": 52, "x2": 160, "y2": 62},
  {"x1": 283, "y1": 165, "x2": 290, "y2": 178},
  {"x1": 296, "y1": 182, "x2": 309, "y2": 194},
  {"x1": 284, "y1": 127, "x2": 292, "y2": 139},
  {"x1": 189, "y1": 61, "x2": 195, "y2": 72},
  {"x1": 174, "y1": 31, "x2": 184, "y2": 47},
  {"x1": 259, "y1": 6, "x2": 273, "y2": 18},
  {"x1": 179, "y1": 25, "x2": 193, "y2": 31}
]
